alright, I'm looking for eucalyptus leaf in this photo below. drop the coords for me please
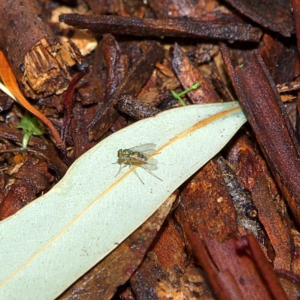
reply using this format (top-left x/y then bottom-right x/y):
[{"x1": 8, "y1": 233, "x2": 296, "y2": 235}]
[{"x1": 0, "y1": 102, "x2": 246, "y2": 299}]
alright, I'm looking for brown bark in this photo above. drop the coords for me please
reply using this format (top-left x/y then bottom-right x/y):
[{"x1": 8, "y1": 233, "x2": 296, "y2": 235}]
[
  {"x1": 1, "y1": 1, "x2": 299, "y2": 298},
  {"x1": 221, "y1": 44, "x2": 300, "y2": 226},
  {"x1": 0, "y1": 0, "x2": 82, "y2": 99},
  {"x1": 87, "y1": 40, "x2": 164, "y2": 140},
  {"x1": 60, "y1": 14, "x2": 262, "y2": 42},
  {"x1": 223, "y1": 0, "x2": 293, "y2": 37}
]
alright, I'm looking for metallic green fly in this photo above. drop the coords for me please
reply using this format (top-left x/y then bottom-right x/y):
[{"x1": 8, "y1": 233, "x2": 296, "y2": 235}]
[{"x1": 114, "y1": 143, "x2": 162, "y2": 184}]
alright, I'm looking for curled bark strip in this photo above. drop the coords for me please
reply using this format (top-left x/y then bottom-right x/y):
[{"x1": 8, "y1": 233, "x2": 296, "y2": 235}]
[
  {"x1": 0, "y1": 0, "x2": 82, "y2": 99},
  {"x1": 59, "y1": 14, "x2": 262, "y2": 42},
  {"x1": 0, "y1": 51, "x2": 63, "y2": 147}
]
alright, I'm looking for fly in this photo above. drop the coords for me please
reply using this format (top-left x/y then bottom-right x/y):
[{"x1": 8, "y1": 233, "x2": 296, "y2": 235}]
[{"x1": 114, "y1": 143, "x2": 162, "y2": 184}]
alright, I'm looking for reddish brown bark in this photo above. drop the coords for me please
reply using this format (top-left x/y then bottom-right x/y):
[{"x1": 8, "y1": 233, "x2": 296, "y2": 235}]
[
  {"x1": 0, "y1": 0, "x2": 82, "y2": 98},
  {"x1": 223, "y1": 0, "x2": 293, "y2": 37},
  {"x1": 221, "y1": 45, "x2": 300, "y2": 226},
  {"x1": 87, "y1": 41, "x2": 164, "y2": 140},
  {"x1": 0, "y1": 0, "x2": 299, "y2": 298}
]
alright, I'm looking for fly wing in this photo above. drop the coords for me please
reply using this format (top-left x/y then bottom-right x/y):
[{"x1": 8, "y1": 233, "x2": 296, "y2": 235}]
[
  {"x1": 130, "y1": 157, "x2": 158, "y2": 170},
  {"x1": 116, "y1": 157, "x2": 129, "y2": 164},
  {"x1": 142, "y1": 157, "x2": 158, "y2": 170},
  {"x1": 129, "y1": 143, "x2": 156, "y2": 155}
]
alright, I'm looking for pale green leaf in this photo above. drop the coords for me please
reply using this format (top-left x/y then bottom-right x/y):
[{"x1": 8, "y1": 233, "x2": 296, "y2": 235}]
[
  {"x1": 0, "y1": 82, "x2": 16, "y2": 101},
  {"x1": 0, "y1": 102, "x2": 246, "y2": 299}
]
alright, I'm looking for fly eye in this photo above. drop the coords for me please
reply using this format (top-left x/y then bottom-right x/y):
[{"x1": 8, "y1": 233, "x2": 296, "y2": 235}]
[{"x1": 117, "y1": 150, "x2": 123, "y2": 157}]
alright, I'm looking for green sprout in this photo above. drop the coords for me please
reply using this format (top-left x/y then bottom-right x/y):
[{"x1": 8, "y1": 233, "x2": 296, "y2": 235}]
[
  {"x1": 171, "y1": 82, "x2": 201, "y2": 106},
  {"x1": 17, "y1": 113, "x2": 44, "y2": 148}
]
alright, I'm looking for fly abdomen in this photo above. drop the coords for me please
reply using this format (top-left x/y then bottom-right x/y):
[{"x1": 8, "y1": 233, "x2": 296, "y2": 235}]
[{"x1": 132, "y1": 151, "x2": 148, "y2": 160}]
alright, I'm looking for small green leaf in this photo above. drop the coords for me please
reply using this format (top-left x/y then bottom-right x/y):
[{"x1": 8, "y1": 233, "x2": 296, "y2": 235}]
[
  {"x1": 0, "y1": 102, "x2": 246, "y2": 299},
  {"x1": 17, "y1": 114, "x2": 44, "y2": 148},
  {"x1": 171, "y1": 82, "x2": 201, "y2": 106}
]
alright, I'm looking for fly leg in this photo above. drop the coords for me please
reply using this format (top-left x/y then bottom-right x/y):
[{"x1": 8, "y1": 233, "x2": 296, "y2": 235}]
[
  {"x1": 129, "y1": 160, "x2": 145, "y2": 184},
  {"x1": 141, "y1": 164, "x2": 163, "y2": 182},
  {"x1": 114, "y1": 159, "x2": 128, "y2": 177}
]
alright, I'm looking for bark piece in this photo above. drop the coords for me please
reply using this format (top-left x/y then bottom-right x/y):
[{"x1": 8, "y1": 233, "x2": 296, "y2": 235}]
[
  {"x1": 60, "y1": 14, "x2": 262, "y2": 42},
  {"x1": 172, "y1": 43, "x2": 220, "y2": 104},
  {"x1": 0, "y1": 95, "x2": 14, "y2": 112},
  {"x1": 277, "y1": 81, "x2": 300, "y2": 93},
  {"x1": 259, "y1": 33, "x2": 297, "y2": 84},
  {"x1": 292, "y1": 0, "x2": 300, "y2": 148},
  {"x1": 0, "y1": 156, "x2": 53, "y2": 220},
  {"x1": 291, "y1": 229, "x2": 300, "y2": 275},
  {"x1": 130, "y1": 217, "x2": 215, "y2": 300},
  {"x1": 172, "y1": 45, "x2": 237, "y2": 240},
  {"x1": 224, "y1": 0, "x2": 294, "y2": 37},
  {"x1": 211, "y1": 64, "x2": 236, "y2": 102},
  {"x1": 85, "y1": 0, "x2": 141, "y2": 16},
  {"x1": 22, "y1": 38, "x2": 82, "y2": 98},
  {"x1": 148, "y1": 0, "x2": 219, "y2": 18},
  {"x1": 87, "y1": 41, "x2": 164, "y2": 140},
  {"x1": 224, "y1": 134, "x2": 292, "y2": 269},
  {"x1": 184, "y1": 229, "x2": 277, "y2": 300},
  {"x1": 221, "y1": 44, "x2": 300, "y2": 226},
  {"x1": 252, "y1": 176, "x2": 292, "y2": 270},
  {"x1": 0, "y1": 122, "x2": 68, "y2": 178},
  {"x1": 83, "y1": 34, "x2": 128, "y2": 140},
  {"x1": 58, "y1": 193, "x2": 176, "y2": 300},
  {"x1": 186, "y1": 228, "x2": 289, "y2": 300},
  {"x1": 62, "y1": 68, "x2": 88, "y2": 145},
  {"x1": 102, "y1": 35, "x2": 128, "y2": 103},
  {"x1": 275, "y1": 270, "x2": 300, "y2": 300},
  {"x1": 115, "y1": 94, "x2": 161, "y2": 120},
  {"x1": 172, "y1": 44, "x2": 258, "y2": 240},
  {"x1": 217, "y1": 156, "x2": 264, "y2": 240},
  {"x1": 236, "y1": 235, "x2": 289, "y2": 299},
  {"x1": 292, "y1": 0, "x2": 300, "y2": 55},
  {"x1": 175, "y1": 160, "x2": 237, "y2": 242},
  {"x1": 77, "y1": 35, "x2": 108, "y2": 106},
  {"x1": 70, "y1": 102, "x2": 99, "y2": 159},
  {"x1": 0, "y1": 0, "x2": 82, "y2": 98},
  {"x1": 225, "y1": 134, "x2": 282, "y2": 194}
]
